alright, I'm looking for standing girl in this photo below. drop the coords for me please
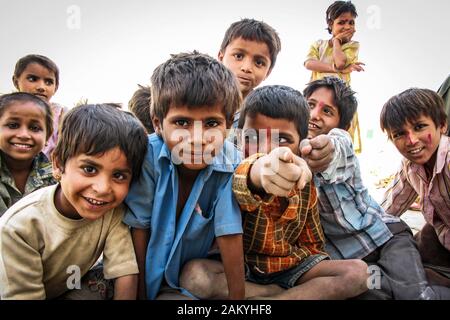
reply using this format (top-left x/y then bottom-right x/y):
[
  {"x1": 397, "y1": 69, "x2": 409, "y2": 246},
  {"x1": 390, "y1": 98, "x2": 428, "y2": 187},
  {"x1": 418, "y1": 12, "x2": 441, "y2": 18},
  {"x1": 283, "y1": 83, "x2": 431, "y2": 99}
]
[{"x1": 304, "y1": 1, "x2": 364, "y2": 152}]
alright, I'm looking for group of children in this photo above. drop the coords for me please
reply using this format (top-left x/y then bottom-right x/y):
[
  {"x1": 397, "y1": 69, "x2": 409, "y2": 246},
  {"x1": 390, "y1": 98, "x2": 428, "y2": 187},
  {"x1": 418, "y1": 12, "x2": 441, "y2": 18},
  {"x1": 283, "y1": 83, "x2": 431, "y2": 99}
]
[{"x1": 0, "y1": 1, "x2": 449, "y2": 300}]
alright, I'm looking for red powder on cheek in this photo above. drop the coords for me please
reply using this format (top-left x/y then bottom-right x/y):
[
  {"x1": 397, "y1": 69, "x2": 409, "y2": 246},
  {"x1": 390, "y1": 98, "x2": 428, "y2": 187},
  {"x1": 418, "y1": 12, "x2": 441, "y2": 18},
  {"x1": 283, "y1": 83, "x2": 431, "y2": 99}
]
[{"x1": 428, "y1": 134, "x2": 432, "y2": 145}]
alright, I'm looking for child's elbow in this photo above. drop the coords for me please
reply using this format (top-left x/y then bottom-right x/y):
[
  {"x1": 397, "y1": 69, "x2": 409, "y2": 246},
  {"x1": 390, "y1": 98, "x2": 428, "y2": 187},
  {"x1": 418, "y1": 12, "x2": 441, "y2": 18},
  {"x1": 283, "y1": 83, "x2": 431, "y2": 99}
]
[{"x1": 334, "y1": 61, "x2": 346, "y2": 70}]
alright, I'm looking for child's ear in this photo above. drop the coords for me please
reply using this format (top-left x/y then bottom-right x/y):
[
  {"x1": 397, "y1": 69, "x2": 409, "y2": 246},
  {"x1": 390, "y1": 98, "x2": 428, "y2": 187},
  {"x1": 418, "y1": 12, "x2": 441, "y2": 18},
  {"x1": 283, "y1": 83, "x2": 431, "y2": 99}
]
[
  {"x1": 12, "y1": 75, "x2": 19, "y2": 90},
  {"x1": 440, "y1": 122, "x2": 448, "y2": 135},
  {"x1": 152, "y1": 115, "x2": 162, "y2": 136},
  {"x1": 52, "y1": 156, "x2": 64, "y2": 181},
  {"x1": 217, "y1": 51, "x2": 224, "y2": 62}
]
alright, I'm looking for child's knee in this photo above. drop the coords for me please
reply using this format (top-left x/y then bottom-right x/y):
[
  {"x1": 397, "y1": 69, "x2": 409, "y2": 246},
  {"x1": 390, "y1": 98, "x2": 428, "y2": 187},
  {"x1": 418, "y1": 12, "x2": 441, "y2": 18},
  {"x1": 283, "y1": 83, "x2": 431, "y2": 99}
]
[
  {"x1": 343, "y1": 259, "x2": 369, "y2": 292},
  {"x1": 179, "y1": 259, "x2": 214, "y2": 295}
]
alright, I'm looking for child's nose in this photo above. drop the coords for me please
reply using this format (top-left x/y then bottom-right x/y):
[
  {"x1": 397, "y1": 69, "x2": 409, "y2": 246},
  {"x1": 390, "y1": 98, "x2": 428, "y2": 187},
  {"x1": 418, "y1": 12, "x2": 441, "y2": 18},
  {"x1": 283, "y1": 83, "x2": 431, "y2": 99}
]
[
  {"x1": 240, "y1": 58, "x2": 253, "y2": 73},
  {"x1": 92, "y1": 176, "x2": 112, "y2": 194},
  {"x1": 16, "y1": 126, "x2": 32, "y2": 139},
  {"x1": 406, "y1": 132, "x2": 419, "y2": 145}
]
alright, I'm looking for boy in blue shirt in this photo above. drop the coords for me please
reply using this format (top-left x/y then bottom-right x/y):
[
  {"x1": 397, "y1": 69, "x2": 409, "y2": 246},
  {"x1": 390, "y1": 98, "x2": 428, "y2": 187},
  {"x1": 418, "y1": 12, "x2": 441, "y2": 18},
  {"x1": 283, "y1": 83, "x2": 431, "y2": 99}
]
[{"x1": 123, "y1": 52, "x2": 245, "y2": 300}]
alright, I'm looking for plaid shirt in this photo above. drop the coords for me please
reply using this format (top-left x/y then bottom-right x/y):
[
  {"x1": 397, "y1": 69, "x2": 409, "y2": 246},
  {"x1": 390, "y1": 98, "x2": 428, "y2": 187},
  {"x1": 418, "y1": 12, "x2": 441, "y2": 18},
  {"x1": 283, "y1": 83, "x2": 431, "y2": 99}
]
[
  {"x1": 381, "y1": 135, "x2": 450, "y2": 251},
  {"x1": 0, "y1": 151, "x2": 56, "y2": 217},
  {"x1": 315, "y1": 129, "x2": 397, "y2": 259},
  {"x1": 233, "y1": 153, "x2": 328, "y2": 274}
]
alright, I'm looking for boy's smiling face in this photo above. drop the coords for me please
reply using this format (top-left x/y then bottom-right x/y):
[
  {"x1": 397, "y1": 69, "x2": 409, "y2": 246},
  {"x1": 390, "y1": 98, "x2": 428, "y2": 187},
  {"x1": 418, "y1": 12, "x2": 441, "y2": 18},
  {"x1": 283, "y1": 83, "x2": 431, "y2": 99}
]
[
  {"x1": 53, "y1": 147, "x2": 132, "y2": 220},
  {"x1": 307, "y1": 87, "x2": 340, "y2": 138},
  {"x1": 389, "y1": 115, "x2": 447, "y2": 167},
  {"x1": 218, "y1": 37, "x2": 272, "y2": 98},
  {"x1": 242, "y1": 113, "x2": 300, "y2": 158},
  {"x1": 153, "y1": 104, "x2": 228, "y2": 171}
]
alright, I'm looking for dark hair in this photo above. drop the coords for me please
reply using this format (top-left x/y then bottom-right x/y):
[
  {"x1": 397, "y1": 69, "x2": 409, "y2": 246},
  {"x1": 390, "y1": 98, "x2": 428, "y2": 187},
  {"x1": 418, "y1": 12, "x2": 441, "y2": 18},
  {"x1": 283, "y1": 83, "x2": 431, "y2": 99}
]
[
  {"x1": 220, "y1": 18, "x2": 281, "y2": 72},
  {"x1": 53, "y1": 104, "x2": 148, "y2": 181},
  {"x1": 151, "y1": 51, "x2": 242, "y2": 126},
  {"x1": 128, "y1": 85, "x2": 154, "y2": 134},
  {"x1": 238, "y1": 85, "x2": 310, "y2": 141},
  {"x1": 0, "y1": 92, "x2": 53, "y2": 141},
  {"x1": 303, "y1": 76, "x2": 357, "y2": 130},
  {"x1": 380, "y1": 88, "x2": 447, "y2": 138},
  {"x1": 13, "y1": 54, "x2": 60, "y2": 89},
  {"x1": 326, "y1": 1, "x2": 358, "y2": 34}
]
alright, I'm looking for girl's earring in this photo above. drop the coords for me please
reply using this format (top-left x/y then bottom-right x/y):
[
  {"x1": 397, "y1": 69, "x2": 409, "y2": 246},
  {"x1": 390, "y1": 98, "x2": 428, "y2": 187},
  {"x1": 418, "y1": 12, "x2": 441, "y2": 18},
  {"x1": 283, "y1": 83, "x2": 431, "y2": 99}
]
[{"x1": 53, "y1": 172, "x2": 61, "y2": 181}]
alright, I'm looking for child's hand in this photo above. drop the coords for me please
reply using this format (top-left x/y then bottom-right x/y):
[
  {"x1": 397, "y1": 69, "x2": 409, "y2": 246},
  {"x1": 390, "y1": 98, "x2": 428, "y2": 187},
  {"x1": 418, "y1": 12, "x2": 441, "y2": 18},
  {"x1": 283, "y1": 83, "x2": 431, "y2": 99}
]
[
  {"x1": 300, "y1": 135, "x2": 335, "y2": 173},
  {"x1": 250, "y1": 147, "x2": 312, "y2": 197},
  {"x1": 333, "y1": 29, "x2": 355, "y2": 44},
  {"x1": 341, "y1": 62, "x2": 365, "y2": 74}
]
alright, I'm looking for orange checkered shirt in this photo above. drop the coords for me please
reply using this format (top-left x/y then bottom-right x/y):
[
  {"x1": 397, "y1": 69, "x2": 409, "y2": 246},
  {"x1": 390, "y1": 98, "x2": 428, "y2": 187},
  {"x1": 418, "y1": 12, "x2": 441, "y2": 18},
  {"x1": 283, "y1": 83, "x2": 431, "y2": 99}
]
[{"x1": 233, "y1": 154, "x2": 328, "y2": 274}]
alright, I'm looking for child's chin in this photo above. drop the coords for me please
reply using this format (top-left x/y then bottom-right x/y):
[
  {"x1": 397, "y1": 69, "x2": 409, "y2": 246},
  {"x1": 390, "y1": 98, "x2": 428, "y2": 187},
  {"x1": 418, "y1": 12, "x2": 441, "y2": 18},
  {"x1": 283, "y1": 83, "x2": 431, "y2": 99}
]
[{"x1": 181, "y1": 162, "x2": 209, "y2": 171}]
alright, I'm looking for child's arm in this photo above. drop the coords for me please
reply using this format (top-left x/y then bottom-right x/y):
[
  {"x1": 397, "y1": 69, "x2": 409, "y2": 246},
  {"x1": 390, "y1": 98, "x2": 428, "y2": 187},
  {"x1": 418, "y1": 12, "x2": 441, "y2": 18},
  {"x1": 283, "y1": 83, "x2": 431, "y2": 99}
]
[
  {"x1": 249, "y1": 147, "x2": 312, "y2": 197},
  {"x1": 217, "y1": 234, "x2": 245, "y2": 300},
  {"x1": 312, "y1": 129, "x2": 357, "y2": 184},
  {"x1": 304, "y1": 60, "x2": 336, "y2": 73},
  {"x1": 296, "y1": 185, "x2": 327, "y2": 255},
  {"x1": 300, "y1": 134, "x2": 335, "y2": 173},
  {"x1": 380, "y1": 162, "x2": 418, "y2": 217},
  {"x1": 0, "y1": 224, "x2": 46, "y2": 299},
  {"x1": 131, "y1": 227, "x2": 150, "y2": 299},
  {"x1": 113, "y1": 274, "x2": 138, "y2": 300}
]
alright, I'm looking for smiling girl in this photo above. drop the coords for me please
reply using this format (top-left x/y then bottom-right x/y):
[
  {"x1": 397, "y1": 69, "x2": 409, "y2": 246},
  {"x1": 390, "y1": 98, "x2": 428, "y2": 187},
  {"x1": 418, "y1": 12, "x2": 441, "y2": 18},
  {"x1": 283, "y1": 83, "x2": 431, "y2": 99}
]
[{"x1": 0, "y1": 92, "x2": 55, "y2": 216}]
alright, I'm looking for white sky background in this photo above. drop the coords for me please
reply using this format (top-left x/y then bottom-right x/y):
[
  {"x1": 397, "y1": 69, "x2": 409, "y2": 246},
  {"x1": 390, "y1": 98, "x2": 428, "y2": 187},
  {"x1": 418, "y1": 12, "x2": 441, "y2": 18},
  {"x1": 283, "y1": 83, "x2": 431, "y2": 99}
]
[{"x1": 1, "y1": 0, "x2": 449, "y2": 180}]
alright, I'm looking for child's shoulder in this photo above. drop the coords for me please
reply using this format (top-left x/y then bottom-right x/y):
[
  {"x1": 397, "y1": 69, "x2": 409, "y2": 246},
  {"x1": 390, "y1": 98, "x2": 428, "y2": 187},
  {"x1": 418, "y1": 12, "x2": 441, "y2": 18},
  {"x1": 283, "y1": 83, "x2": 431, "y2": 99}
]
[{"x1": 0, "y1": 185, "x2": 55, "y2": 229}]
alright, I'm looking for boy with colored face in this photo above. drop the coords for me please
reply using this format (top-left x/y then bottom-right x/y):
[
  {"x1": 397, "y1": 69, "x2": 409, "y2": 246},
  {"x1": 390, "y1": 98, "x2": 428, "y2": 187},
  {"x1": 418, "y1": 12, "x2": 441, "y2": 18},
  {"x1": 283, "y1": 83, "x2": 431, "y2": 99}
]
[
  {"x1": 381, "y1": 88, "x2": 450, "y2": 290},
  {"x1": 303, "y1": 77, "x2": 450, "y2": 299}
]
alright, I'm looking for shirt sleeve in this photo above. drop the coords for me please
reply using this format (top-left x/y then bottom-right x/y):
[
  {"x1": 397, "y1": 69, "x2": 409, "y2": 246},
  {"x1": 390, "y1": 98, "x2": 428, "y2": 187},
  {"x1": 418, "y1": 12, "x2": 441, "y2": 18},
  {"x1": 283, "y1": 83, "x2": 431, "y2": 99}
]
[
  {"x1": 296, "y1": 184, "x2": 327, "y2": 256},
  {"x1": 316, "y1": 129, "x2": 357, "y2": 184},
  {"x1": 103, "y1": 206, "x2": 139, "y2": 279},
  {"x1": 342, "y1": 41, "x2": 359, "y2": 66},
  {"x1": 232, "y1": 153, "x2": 275, "y2": 212},
  {"x1": 123, "y1": 140, "x2": 156, "y2": 229},
  {"x1": 213, "y1": 175, "x2": 243, "y2": 237},
  {"x1": 0, "y1": 220, "x2": 46, "y2": 299},
  {"x1": 304, "y1": 40, "x2": 320, "y2": 64},
  {"x1": 380, "y1": 161, "x2": 418, "y2": 216}
]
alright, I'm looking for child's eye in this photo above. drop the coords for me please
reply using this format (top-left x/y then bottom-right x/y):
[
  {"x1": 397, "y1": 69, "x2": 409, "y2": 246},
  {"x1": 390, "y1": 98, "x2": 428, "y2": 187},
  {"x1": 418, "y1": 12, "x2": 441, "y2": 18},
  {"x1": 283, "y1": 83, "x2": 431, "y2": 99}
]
[
  {"x1": 29, "y1": 124, "x2": 43, "y2": 132},
  {"x1": 323, "y1": 107, "x2": 334, "y2": 116},
  {"x1": 308, "y1": 102, "x2": 315, "y2": 109},
  {"x1": 113, "y1": 172, "x2": 129, "y2": 181},
  {"x1": 26, "y1": 75, "x2": 37, "y2": 82},
  {"x1": 414, "y1": 123, "x2": 427, "y2": 131},
  {"x1": 6, "y1": 123, "x2": 19, "y2": 129},
  {"x1": 44, "y1": 79, "x2": 54, "y2": 86},
  {"x1": 391, "y1": 131, "x2": 404, "y2": 139},
  {"x1": 205, "y1": 120, "x2": 220, "y2": 128},
  {"x1": 233, "y1": 53, "x2": 244, "y2": 60},
  {"x1": 82, "y1": 166, "x2": 97, "y2": 174},
  {"x1": 175, "y1": 119, "x2": 189, "y2": 127},
  {"x1": 255, "y1": 59, "x2": 267, "y2": 68},
  {"x1": 277, "y1": 137, "x2": 289, "y2": 144}
]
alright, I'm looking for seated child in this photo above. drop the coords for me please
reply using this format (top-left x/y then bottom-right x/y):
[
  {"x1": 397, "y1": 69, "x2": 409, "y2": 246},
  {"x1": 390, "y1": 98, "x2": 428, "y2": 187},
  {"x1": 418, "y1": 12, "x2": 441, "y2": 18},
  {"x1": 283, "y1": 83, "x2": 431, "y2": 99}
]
[
  {"x1": 128, "y1": 84, "x2": 154, "y2": 134},
  {"x1": 380, "y1": 88, "x2": 450, "y2": 290},
  {"x1": 123, "y1": 52, "x2": 245, "y2": 300},
  {"x1": 302, "y1": 76, "x2": 449, "y2": 299},
  {"x1": 0, "y1": 92, "x2": 56, "y2": 216},
  {"x1": 0, "y1": 104, "x2": 148, "y2": 299},
  {"x1": 12, "y1": 54, "x2": 68, "y2": 158},
  {"x1": 218, "y1": 18, "x2": 281, "y2": 128},
  {"x1": 180, "y1": 85, "x2": 368, "y2": 299},
  {"x1": 304, "y1": 1, "x2": 364, "y2": 153}
]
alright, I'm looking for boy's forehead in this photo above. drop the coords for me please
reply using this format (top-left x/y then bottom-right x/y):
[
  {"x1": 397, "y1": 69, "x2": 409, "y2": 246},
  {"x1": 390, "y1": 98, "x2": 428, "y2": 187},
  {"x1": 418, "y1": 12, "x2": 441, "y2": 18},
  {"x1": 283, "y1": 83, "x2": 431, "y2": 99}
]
[
  {"x1": 228, "y1": 37, "x2": 271, "y2": 57},
  {"x1": 167, "y1": 103, "x2": 227, "y2": 117}
]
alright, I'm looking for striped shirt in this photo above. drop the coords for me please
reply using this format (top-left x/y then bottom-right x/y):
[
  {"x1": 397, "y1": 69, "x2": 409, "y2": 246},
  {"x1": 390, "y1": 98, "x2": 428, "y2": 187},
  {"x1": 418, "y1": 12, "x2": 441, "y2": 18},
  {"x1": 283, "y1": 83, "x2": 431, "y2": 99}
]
[
  {"x1": 381, "y1": 135, "x2": 450, "y2": 251},
  {"x1": 314, "y1": 129, "x2": 397, "y2": 259},
  {"x1": 233, "y1": 153, "x2": 328, "y2": 274}
]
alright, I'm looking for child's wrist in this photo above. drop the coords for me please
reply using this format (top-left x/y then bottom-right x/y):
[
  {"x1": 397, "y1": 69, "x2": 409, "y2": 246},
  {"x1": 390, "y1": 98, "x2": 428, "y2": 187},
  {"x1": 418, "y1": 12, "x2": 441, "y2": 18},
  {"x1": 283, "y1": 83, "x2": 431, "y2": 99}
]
[{"x1": 332, "y1": 37, "x2": 342, "y2": 45}]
